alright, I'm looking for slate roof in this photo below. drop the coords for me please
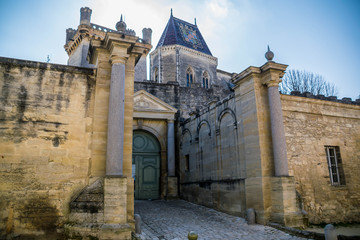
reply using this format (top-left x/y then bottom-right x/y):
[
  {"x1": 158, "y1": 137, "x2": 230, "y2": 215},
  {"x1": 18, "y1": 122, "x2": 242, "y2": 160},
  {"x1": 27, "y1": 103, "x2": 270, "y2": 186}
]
[{"x1": 156, "y1": 13, "x2": 212, "y2": 56}]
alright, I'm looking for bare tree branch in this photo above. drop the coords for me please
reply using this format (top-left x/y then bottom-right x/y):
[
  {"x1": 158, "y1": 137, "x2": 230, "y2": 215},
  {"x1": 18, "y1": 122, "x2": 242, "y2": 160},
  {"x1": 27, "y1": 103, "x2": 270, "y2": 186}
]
[{"x1": 279, "y1": 69, "x2": 338, "y2": 97}]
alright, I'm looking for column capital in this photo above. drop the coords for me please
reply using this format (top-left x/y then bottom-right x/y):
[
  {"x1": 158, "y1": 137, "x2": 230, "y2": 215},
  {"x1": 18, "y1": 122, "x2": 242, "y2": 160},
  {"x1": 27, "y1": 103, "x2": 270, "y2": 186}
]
[
  {"x1": 108, "y1": 41, "x2": 130, "y2": 65},
  {"x1": 260, "y1": 61, "x2": 288, "y2": 87},
  {"x1": 111, "y1": 55, "x2": 127, "y2": 65},
  {"x1": 265, "y1": 80, "x2": 281, "y2": 88},
  {"x1": 167, "y1": 119, "x2": 174, "y2": 124}
]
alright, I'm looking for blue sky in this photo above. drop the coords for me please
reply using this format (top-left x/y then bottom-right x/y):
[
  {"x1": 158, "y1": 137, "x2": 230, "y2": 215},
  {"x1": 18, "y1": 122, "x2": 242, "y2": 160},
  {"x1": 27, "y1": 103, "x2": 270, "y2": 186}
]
[{"x1": 0, "y1": 0, "x2": 359, "y2": 99}]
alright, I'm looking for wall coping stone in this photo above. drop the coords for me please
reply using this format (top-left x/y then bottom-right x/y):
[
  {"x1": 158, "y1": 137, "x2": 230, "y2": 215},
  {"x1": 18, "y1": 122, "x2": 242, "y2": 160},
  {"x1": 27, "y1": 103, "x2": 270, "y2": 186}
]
[
  {"x1": 287, "y1": 91, "x2": 360, "y2": 106},
  {"x1": 0, "y1": 56, "x2": 95, "y2": 75}
]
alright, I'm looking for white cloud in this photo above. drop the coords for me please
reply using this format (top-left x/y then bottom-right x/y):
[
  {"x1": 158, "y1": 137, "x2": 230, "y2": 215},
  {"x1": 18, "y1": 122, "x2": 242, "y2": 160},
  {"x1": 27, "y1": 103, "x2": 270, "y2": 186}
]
[{"x1": 207, "y1": 0, "x2": 230, "y2": 18}]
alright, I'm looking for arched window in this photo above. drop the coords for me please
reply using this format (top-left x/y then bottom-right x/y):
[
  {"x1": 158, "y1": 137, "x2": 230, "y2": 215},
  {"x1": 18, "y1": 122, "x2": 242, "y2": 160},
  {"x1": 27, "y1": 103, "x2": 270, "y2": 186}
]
[
  {"x1": 202, "y1": 71, "x2": 209, "y2": 88},
  {"x1": 186, "y1": 67, "x2": 194, "y2": 87},
  {"x1": 154, "y1": 67, "x2": 159, "y2": 82}
]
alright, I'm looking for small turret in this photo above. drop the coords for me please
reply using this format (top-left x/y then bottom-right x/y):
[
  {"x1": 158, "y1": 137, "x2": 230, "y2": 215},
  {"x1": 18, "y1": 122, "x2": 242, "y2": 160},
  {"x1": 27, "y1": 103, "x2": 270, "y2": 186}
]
[
  {"x1": 80, "y1": 7, "x2": 92, "y2": 25},
  {"x1": 142, "y1": 28, "x2": 152, "y2": 44},
  {"x1": 65, "y1": 28, "x2": 76, "y2": 44},
  {"x1": 116, "y1": 15, "x2": 127, "y2": 32}
]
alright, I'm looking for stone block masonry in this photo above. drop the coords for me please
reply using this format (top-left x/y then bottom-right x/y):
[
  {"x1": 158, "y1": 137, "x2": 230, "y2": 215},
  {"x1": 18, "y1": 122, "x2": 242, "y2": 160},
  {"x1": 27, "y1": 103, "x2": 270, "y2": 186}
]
[
  {"x1": 0, "y1": 57, "x2": 95, "y2": 237},
  {"x1": 282, "y1": 94, "x2": 360, "y2": 224}
]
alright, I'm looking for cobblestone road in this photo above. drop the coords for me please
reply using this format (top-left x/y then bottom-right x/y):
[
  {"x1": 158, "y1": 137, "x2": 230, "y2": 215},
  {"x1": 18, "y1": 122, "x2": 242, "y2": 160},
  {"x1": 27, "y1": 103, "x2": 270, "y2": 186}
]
[{"x1": 134, "y1": 200, "x2": 311, "y2": 240}]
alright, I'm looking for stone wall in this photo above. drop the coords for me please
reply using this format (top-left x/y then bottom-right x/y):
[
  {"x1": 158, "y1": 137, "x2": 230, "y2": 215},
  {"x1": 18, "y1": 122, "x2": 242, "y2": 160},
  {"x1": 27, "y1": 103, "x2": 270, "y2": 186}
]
[
  {"x1": 282, "y1": 94, "x2": 360, "y2": 224},
  {"x1": 150, "y1": 45, "x2": 220, "y2": 87},
  {"x1": 0, "y1": 57, "x2": 95, "y2": 237},
  {"x1": 179, "y1": 94, "x2": 247, "y2": 216},
  {"x1": 134, "y1": 56, "x2": 147, "y2": 82},
  {"x1": 134, "y1": 81, "x2": 231, "y2": 119}
]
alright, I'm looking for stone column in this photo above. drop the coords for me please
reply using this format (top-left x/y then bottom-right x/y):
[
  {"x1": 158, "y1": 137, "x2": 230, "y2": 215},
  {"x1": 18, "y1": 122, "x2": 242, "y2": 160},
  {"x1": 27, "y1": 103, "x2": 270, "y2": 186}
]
[
  {"x1": 106, "y1": 57, "x2": 126, "y2": 176},
  {"x1": 266, "y1": 81, "x2": 289, "y2": 177},
  {"x1": 167, "y1": 119, "x2": 175, "y2": 177}
]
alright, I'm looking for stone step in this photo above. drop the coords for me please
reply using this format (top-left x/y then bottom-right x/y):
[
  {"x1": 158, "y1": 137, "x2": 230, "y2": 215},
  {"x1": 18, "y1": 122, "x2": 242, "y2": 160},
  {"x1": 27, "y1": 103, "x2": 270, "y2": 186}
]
[
  {"x1": 69, "y1": 212, "x2": 104, "y2": 223},
  {"x1": 70, "y1": 200, "x2": 103, "y2": 213},
  {"x1": 69, "y1": 178, "x2": 104, "y2": 214}
]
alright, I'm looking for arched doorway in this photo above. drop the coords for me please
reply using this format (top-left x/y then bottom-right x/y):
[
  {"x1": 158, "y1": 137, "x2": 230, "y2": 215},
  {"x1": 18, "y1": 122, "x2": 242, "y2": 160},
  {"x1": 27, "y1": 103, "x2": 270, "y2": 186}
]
[{"x1": 132, "y1": 130, "x2": 161, "y2": 200}]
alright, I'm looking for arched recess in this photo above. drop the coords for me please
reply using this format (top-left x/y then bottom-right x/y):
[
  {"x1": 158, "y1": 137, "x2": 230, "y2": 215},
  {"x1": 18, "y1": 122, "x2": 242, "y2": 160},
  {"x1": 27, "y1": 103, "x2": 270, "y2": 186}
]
[
  {"x1": 133, "y1": 130, "x2": 161, "y2": 200},
  {"x1": 198, "y1": 120, "x2": 212, "y2": 180},
  {"x1": 217, "y1": 108, "x2": 237, "y2": 130},
  {"x1": 218, "y1": 108, "x2": 239, "y2": 178},
  {"x1": 181, "y1": 129, "x2": 192, "y2": 175},
  {"x1": 197, "y1": 120, "x2": 211, "y2": 137}
]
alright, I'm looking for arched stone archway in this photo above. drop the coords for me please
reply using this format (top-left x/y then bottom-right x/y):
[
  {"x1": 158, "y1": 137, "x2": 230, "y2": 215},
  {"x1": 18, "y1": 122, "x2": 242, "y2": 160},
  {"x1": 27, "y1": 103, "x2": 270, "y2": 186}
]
[{"x1": 133, "y1": 130, "x2": 161, "y2": 200}]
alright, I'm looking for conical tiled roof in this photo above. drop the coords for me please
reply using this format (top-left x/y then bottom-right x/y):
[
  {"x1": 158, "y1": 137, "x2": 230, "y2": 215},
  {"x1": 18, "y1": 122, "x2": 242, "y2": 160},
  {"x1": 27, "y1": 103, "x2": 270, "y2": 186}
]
[{"x1": 156, "y1": 13, "x2": 212, "y2": 56}]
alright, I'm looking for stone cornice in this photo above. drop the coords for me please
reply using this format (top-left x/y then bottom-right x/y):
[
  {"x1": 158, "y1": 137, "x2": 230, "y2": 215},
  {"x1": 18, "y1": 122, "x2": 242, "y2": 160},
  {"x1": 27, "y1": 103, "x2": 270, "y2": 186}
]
[
  {"x1": 150, "y1": 44, "x2": 217, "y2": 64},
  {"x1": 231, "y1": 62, "x2": 288, "y2": 87},
  {"x1": 0, "y1": 56, "x2": 95, "y2": 75},
  {"x1": 88, "y1": 30, "x2": 152, "y2": 66},
  {"x1": 231, "y1": 66, "x2": 261, "y2": 85}
]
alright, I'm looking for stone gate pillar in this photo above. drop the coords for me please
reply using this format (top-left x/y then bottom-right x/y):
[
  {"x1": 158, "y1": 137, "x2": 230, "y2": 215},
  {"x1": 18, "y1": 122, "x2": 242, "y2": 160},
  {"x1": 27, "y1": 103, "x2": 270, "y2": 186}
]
[
  {"x1": 106, "y1": 56, "x2": 127, "y2": 176},
  {"x1": 88, "y1": 27, "x2": 152, "y2": 239},
  {"x1": 167, "y1": 119, "x2": 178, "y2": 198},
  {"x1": 265, "y1": 80, "x2": 289, "y2": 176},
  {"x1": 232, "y1": 50, "x2": 306, "y2": 227}
]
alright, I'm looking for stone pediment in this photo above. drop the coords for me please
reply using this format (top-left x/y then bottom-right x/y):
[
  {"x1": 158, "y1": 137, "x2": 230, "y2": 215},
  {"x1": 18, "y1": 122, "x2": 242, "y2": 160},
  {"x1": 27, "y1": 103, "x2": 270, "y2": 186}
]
[{"x1": 134, "y1": 90, "x2": 177, "y2": 120}]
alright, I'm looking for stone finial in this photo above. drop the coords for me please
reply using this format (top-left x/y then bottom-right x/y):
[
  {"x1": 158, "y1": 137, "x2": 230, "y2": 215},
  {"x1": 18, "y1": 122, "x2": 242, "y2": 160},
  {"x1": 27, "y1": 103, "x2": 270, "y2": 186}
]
[
  {"x1": 265, "y1": 45, "x2": 274, "y2": 62},
  {"x1": 116, "y1": 14, "x2": 127, "y2": 32},
  {"x1": 142, "y1": 28, "x2": 152, "y2": 44},
  {"x1": 194, "y1": 18, "x2": 197, "y2": 25},
  {"x1": 80, "y1": 7, "x2": 92, "y2": 26},
  {"x1": 171, "y1": 8, "x2": 173, "y2": 16}
]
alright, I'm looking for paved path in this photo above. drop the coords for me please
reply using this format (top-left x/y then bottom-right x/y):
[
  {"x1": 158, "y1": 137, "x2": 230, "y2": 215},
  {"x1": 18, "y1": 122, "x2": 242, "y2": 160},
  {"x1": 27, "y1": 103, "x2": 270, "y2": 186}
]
[{"x1": 134, "y1": 200, "x2": 311, "y2": 240}]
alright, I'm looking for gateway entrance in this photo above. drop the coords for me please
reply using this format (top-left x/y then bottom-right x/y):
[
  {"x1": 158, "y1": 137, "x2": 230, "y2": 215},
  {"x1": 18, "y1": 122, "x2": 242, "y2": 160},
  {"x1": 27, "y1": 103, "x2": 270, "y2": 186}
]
[{"x1": 132, "y1": 131, "x2": 160, "y2": 200}]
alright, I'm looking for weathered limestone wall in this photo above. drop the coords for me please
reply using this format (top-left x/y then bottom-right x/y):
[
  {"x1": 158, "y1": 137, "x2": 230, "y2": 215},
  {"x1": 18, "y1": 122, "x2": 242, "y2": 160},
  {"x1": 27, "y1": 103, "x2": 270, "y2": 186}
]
[
  {"x1": 216, "y1": 69, "x2": 233, "y2": 89},
  {"x1": 179, "y1": 94, "x2": 247, "y2": 216},
  {"x1": 150, "y1": 45, "x2": 222, "y2": 88},
  {"x1": 134, "y1": 56, "x2": 147, "y2": 82},
  {"x1": 0, "y1": 57, "x2": 95, "y2": 236},
  {"x1": 134, "y1": 81, "x2": 231, "y2": 119},
  {"x1": 282, "y1": 95, "x2": 360, "y2": 224},
  {"x1": 177, "y1": 46, "x2": 218, "y2": 87},
  {"x1": 179, "y1": 63, "x2": 306, "y2": 227}
]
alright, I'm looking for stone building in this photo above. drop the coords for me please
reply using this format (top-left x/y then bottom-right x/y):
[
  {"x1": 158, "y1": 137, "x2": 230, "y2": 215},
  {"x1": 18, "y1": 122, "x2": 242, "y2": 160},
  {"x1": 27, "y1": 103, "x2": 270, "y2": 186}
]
[{"x1": 0, "y1": 6, "x2": 359, "y2": 239}]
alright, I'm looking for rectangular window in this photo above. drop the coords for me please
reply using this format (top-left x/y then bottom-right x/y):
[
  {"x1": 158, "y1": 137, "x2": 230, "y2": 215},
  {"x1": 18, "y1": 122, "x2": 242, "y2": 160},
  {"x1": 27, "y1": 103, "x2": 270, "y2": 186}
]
[
  {"x1": 185, "y1": 154, "x2": 190, "y2": 171},
  {"x1": 325, "y1": 146, "x2": 346, "y2": 186}
]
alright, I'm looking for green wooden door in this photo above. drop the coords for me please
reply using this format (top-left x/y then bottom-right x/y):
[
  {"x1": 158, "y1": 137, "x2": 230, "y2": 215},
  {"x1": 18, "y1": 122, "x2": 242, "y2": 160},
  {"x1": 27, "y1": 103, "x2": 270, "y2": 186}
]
[{"x1": 133, "y1": 131, "x2": 160, "y2": 200}]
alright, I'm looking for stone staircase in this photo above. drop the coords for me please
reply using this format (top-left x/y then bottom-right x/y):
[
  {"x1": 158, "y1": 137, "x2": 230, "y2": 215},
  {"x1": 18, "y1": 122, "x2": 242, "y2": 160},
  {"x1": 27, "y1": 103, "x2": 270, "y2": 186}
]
[
  {"x1": 65, "y1": 178, "x2": 105, "y2": 239},
  {"x1": 69, "y1": 178, "x2": 104, "y2": 224}
]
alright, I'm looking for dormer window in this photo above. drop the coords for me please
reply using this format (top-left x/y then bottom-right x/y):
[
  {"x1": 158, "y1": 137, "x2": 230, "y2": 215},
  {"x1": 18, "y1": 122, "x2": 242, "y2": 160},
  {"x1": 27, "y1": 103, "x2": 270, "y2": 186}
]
[
  {"x1": 202, "y1": 71, "x2": 209, "y2": 88},
  {"x1": 186, "y1": 67, "x2": 194, "y2": 87}
]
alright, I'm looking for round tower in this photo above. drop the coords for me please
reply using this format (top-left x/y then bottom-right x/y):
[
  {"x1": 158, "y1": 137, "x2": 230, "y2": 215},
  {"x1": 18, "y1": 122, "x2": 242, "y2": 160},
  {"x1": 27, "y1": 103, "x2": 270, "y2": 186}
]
[
  {"x1": 142, "y1": 28, "x2": 152, "y2": 45},
  {"x1": 80, "y1": 7, "x2": 92, "y2": 25}
]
